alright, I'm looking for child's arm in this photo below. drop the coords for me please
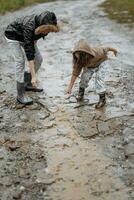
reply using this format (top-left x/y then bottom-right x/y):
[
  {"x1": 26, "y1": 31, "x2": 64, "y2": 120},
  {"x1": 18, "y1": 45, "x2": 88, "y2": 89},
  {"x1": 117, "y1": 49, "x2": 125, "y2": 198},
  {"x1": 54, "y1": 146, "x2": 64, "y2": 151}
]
[
  {"x1": 67, "y1": 64, "x2": 82, "y2": 95},
  {"x1": 28, "y1": 60, "x2": 37, "y2": 87},
  {"x1": 108, "y1": 47, "x2": 118, "y2": 56},
  {"x1": 67, "y1": 75, "x2": 77, "y2": 95},
  {"x1": 106, "y1": 47, "x2": 118, "y2": 56},
  {"x1": 35, "y1": 25, "x2": 59, "y2": 35}
]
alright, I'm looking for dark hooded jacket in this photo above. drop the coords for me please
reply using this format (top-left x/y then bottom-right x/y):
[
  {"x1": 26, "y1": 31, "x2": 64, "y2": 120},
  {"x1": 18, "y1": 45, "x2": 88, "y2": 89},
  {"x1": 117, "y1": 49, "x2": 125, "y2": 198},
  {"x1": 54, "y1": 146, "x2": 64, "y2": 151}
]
[{"x1": 5, "y1": 11, "x2": 57, "y2": 61}]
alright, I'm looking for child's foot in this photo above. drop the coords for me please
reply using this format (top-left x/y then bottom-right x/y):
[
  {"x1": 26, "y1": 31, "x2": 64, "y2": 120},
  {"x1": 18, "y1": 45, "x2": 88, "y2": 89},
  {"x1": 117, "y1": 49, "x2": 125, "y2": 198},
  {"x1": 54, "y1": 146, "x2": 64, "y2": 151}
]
[
  {"x1": 77, "y1": 87, "x2": 85, "y2": 102},
  {"x1": 25, "y1": 85, "x2": 43, "y2": 92},
  {"x1": 24, "y1": 72, "x2": 43, "y2": 92},
  {"x1": 76, "y1": 95, "x2": 84, "y2": 102},
  {"x1": 95, "y1": 100, "x2": 106, "y2": 108},
  {"x1": 95, "y1": 93, "x2": 106, "y2": 109}
]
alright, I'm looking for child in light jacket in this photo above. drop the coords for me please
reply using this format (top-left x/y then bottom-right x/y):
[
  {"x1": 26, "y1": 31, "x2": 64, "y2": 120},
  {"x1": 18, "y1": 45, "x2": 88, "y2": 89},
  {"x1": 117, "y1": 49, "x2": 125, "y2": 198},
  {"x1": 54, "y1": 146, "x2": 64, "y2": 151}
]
[{"x1": 67, "y1": 39, "x2": 117, "y2": 108}]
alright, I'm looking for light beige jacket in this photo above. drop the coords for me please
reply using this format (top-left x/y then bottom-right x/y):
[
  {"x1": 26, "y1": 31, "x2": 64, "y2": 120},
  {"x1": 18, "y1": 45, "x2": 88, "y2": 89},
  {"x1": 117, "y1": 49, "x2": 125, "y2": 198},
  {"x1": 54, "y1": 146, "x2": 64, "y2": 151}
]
[{"x1": 72, "y1": 39, "x2": 109, "y2": 77}]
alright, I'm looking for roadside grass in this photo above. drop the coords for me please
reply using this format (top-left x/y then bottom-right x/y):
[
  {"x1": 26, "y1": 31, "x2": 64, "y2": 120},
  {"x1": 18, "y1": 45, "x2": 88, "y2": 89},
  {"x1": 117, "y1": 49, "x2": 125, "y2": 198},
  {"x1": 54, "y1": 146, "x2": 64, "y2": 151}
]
[
  {"x1": 0, "y1": 0, "x2": 56, "y2": 14},
  {"x1": 100, "y1": 0, "x2": 134, "y2": 25}
]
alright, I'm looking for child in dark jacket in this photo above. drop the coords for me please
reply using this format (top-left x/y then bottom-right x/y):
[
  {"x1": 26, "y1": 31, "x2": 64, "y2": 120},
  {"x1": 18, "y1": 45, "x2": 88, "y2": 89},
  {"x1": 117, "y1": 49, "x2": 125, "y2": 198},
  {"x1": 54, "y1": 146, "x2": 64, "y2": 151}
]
[
  {"x1": 67, "y1": 39, "x2": 118, "y2": 108},
  {"x1": 5, "y1": 11, "x2": 59, "y2": 105}
]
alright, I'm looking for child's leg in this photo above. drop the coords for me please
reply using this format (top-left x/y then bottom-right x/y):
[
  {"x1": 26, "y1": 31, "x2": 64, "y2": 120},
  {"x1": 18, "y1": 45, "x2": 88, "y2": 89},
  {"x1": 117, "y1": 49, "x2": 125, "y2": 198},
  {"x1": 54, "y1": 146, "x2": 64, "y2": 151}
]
[
  {"x1": 77, "y1": 67, "x2": 94, "y2": 101},
  {"x1": 24, "y1": 44, "x2": 43, "y2": 92},
  {"x1": 6, "y1": 39, "x2": 25, "y2": 83},
  {"x1": 34, "y1": 44, "x2": 43, "y2": 73},
  {"x1": 6, "y1": 38, "x2": 33, "y2": 105},
  {"x1": 95, "y1": 64, "x2": 106, "y2": 108}
]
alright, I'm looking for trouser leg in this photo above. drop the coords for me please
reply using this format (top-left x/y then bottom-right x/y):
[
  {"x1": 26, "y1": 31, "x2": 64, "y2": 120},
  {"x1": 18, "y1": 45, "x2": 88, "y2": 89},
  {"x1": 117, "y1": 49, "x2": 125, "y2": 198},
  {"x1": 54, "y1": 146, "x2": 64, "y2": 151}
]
[
  {"x1": 95, "y1": 73, "x2": 106, "y2": 95},
  {"x1": 80, "y1": 67, "x2": 94, "y2": 89},
  {"x1": 16, "y1": 81, "x2": 33, "y2": 105},
  {"x1": 21, "y1": 43, "x2": 43, "y2": 73},
  {"x1": 6, "y1": 38, "x2": 33, "y2": 105},
  {"x1": 34, "y1": 44, "x2": 43, "y2": 73},
  {"x1": 95, "y1": 64, "x2": 106, "y2": 108},
  {"x1": 7, "y1": 39, "x2": 25, "y2": 83},
  {"x1": 77, "y1": 67, "x2": 94, "y2": 101},
  {"x1": 24, "y1": 44, "x2": 43, "y2": 92}
]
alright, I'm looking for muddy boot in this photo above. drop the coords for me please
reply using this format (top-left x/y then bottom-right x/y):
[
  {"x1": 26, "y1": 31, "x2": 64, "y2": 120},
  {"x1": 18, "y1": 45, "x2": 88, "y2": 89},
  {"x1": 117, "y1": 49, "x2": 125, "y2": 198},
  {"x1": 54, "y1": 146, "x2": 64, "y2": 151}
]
[
  {"x1": 76, "y1": 87, "x2": 85, "y2": 102},
  {"x1": 17, "y1": 81, "x2": 33, "y2": 105},
  {"x1": 24, "y1": 72, "x2": 43, "y2": 92},
  {"x1": 95, "y1": 93, "x2": 106, "y2": 109}
]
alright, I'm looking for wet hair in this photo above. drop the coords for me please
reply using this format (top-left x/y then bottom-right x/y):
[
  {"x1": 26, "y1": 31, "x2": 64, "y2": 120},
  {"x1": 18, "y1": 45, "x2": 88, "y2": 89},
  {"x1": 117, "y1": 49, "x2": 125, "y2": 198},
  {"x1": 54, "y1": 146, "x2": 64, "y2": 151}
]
[
  {"x1": 73, "y1": 51, "x2": 93, "y2": 68},
  {"x1": 36, "y1": 11, "x2": 57, "y2": 26}
]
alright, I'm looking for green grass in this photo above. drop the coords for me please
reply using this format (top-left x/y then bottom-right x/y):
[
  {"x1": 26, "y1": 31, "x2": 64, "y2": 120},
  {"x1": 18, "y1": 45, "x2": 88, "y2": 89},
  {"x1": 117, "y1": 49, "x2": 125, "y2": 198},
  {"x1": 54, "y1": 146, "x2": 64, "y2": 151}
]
[
  {"x1": 100, "y1": 0, "x2": 134, "y2": 25},
  {"x1": 0, "y1": 0, "x2": 56, "y2": 14}
]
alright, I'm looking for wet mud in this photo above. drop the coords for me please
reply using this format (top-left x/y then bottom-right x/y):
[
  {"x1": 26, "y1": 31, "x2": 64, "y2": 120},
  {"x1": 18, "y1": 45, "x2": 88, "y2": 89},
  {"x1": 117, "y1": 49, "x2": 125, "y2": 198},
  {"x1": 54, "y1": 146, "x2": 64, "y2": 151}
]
[{"x1": 0, "y1": 0, "x2": 134, "y2": 199}]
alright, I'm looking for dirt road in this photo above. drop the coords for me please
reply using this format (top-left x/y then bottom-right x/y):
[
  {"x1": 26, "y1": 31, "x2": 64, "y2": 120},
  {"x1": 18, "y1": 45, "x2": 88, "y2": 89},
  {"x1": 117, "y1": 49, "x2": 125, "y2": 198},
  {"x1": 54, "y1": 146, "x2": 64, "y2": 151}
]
[{"x1": 0, "y1": 0, "x2": 134, "y2": 199}]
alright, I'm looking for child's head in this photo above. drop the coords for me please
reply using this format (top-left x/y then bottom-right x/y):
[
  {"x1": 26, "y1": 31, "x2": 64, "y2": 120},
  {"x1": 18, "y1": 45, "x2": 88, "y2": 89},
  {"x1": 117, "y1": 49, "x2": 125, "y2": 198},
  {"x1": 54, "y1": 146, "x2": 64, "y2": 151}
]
[
  {"x1": 35, "y1": 11, "x2": 59, "y2": 35},
  {"x1": 37, "y1": 11, "x2": 57, "y2": 26},
  {"x1": 73, "y1": 51, "x2": 93, "y2": 68},
  {"x1": 72, "y1": 39, "x2": 95, "y2": 68}
]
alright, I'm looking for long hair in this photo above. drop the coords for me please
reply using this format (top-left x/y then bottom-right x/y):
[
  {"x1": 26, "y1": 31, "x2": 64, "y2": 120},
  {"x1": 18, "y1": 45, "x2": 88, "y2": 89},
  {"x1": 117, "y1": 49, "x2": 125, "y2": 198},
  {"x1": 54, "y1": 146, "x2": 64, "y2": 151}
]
[{"x1": 73, "y1": 51, "x2": 92, "y2": 68}]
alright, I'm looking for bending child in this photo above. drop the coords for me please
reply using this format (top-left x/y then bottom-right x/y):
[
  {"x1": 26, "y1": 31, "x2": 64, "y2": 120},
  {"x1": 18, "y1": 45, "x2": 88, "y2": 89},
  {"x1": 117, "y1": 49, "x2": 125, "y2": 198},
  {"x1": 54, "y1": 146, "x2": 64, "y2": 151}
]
[
  {"x1": 5, "y1": 11, "x2": 59, "y2": 105},
  {"x1": 67, "y1": 39, "x2": 117, "y2": 108}
]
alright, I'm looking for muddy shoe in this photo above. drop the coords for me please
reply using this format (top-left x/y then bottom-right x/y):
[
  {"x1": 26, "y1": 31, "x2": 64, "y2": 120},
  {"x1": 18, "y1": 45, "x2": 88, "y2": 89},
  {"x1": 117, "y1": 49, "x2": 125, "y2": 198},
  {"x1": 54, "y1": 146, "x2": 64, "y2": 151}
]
[
  {"x1": 76, "y1": 87, "x2": 85, "y2": 102},
  {"x1": 24, "y1": 72, "x2": 43, "y2": 92},
  {"x1": 76, "y1": 95, "x2": 84, "y2": 102},
  {"x1": 17, "y1": 81, "x2": 33, "y2": 105},
  {"x1": 26, "y1": 85, "x2": 43, "y2": 92},
  {"x1": 95, "y1": 93, "x2": 106, "y2": 109},
  {"x1": 17, "y1": 96, "x2": 33, "y2": 105}
]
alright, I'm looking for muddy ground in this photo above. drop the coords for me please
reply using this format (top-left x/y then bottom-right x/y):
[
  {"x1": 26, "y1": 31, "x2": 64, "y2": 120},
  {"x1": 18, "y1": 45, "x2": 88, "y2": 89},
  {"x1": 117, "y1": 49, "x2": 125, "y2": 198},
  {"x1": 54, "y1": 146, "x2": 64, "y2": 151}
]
[{"x1": 0, "y1": 0, "x2": 134, "y2": 199}]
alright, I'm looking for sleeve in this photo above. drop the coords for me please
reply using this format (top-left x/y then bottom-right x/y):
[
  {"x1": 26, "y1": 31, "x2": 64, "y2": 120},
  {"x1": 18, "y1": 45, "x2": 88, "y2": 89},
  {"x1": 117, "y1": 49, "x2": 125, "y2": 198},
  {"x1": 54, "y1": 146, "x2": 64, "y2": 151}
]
[
  {"x1": 102, "y1": 47, "x2": 109, "y2": 55},
  {"x1": 23, "y1": 23, "x2": 35, "y2": 61},
  {"x1": 96, "y1": 47, "x2": 109, "y2": 61},
  {"x1": 35, "y1": 25, "x2": 57, "y2": 35},
  {"x1": 72, "y1": 65, "x2": 82, "y2": 77}
]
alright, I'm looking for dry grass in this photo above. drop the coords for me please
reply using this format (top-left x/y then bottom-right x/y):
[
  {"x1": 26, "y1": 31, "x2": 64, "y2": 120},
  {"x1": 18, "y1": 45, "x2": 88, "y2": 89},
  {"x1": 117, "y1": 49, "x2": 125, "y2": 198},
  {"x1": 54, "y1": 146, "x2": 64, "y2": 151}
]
[
  {"x1": 0, "y1": 0, "x2": 56, "y2": 14},
  {"x1": 100, "y1": 0, "x2": 134, "y2": 25}
]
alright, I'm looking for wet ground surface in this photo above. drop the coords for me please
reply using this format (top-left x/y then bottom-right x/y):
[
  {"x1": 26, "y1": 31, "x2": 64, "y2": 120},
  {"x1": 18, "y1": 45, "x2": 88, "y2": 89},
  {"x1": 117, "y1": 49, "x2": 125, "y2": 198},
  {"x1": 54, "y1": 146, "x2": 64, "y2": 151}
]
[{"x1": 0, "y1": 0, "x2": 134, "y2": 199}]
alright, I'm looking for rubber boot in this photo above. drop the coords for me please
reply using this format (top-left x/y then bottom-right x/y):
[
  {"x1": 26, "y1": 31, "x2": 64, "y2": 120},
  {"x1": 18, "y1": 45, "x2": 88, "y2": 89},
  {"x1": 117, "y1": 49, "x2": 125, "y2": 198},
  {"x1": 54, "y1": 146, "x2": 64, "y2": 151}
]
[
  {"x1": 17, "y1": 81, "x2": 33, "y2": 105},
  {"x1": 95, "y1": 93, "x2": 106, "y2": 109},
  {"x1": 76, "y1": 87, "x2": 85, "y2": 102},
  {"x1": 24, "y1": 72, "x2": 43, "y2": 92}
]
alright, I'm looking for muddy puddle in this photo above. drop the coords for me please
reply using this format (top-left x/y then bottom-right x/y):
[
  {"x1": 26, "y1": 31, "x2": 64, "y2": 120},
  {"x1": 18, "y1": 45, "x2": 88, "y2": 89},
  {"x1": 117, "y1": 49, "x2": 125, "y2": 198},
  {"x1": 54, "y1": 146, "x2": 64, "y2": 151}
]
[{"x1": 0, "y1": 0, "x2": 134, "y2": 199}]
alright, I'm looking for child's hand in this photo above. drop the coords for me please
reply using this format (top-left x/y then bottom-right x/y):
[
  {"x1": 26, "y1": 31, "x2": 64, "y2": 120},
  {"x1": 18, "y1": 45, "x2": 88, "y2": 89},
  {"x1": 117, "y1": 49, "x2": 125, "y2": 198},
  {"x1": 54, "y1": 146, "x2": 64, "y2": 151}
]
[
  {"x1": 31, "y1": 77, "x2": 37, "y2": 88},
  {"x1": 66, "y1": 88, "x2": 72, "y2": 96},
  {"x1": 53, "y1": 25, "x2": 60, "y2": 32},
  {"x1": 108, "y1": 47, "x2": 118, "y2": 56},
  {"x1": 67, "y1": 91, "x2": 72, "y2": 96},
  {"x1": 113, "y1": 48, "x2": 118, "y2": 56}
]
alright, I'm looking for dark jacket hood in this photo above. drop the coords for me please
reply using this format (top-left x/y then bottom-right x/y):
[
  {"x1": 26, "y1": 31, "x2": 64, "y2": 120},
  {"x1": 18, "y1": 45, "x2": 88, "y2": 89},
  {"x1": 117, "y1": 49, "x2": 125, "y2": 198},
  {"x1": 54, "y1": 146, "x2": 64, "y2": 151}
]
[{"x1": 36, "y1": 11, "x2": 57, "y2": 26}]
